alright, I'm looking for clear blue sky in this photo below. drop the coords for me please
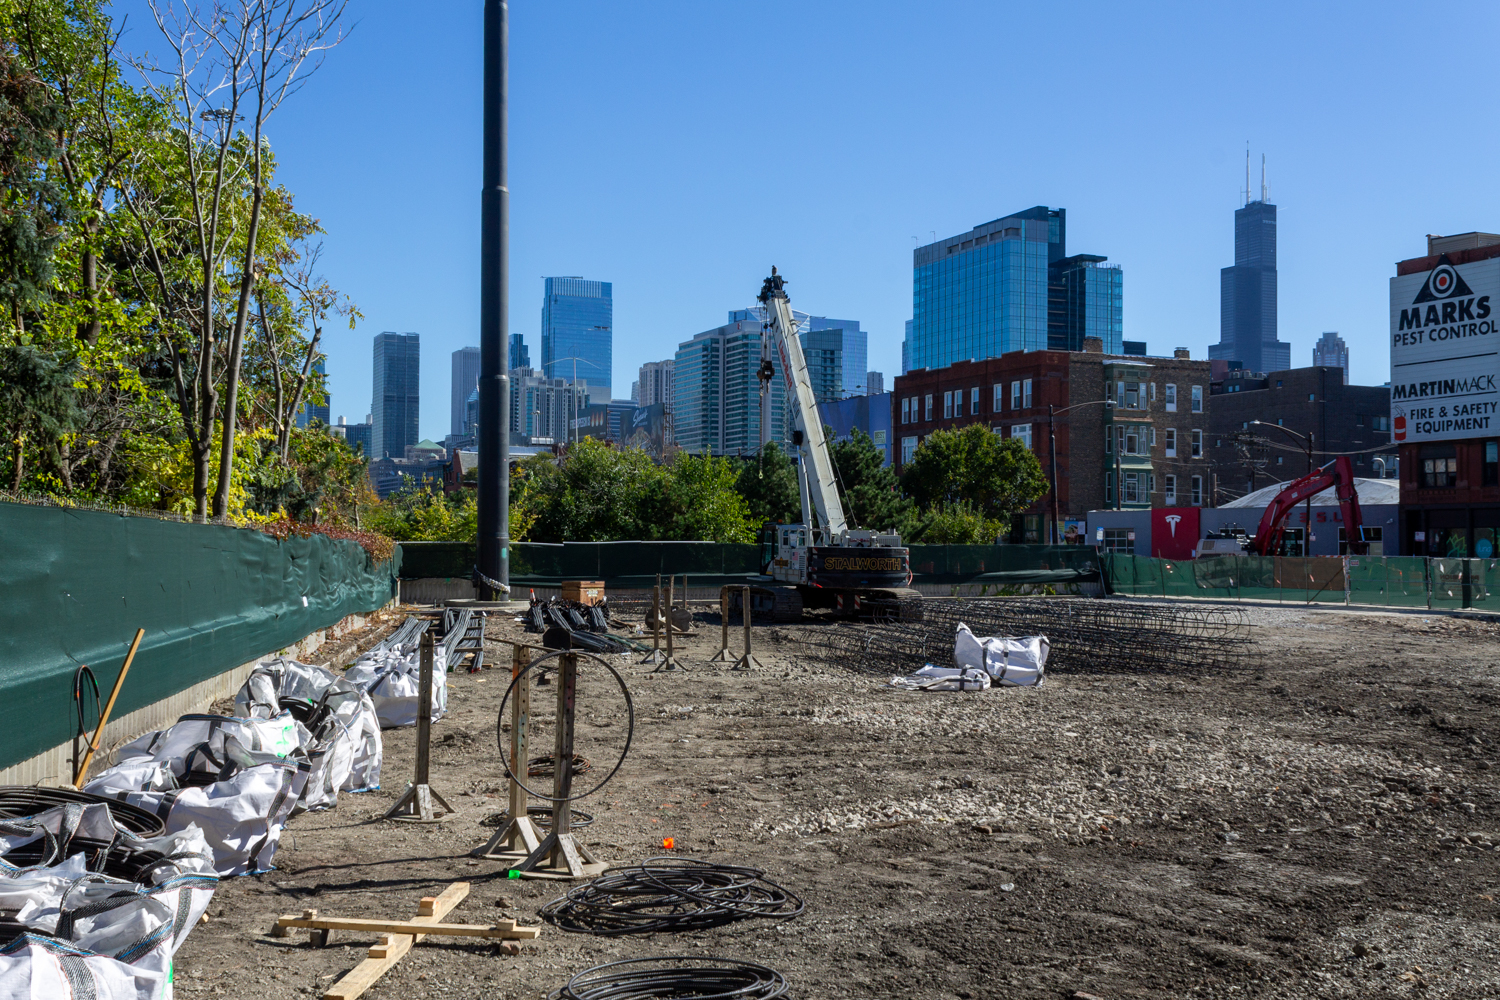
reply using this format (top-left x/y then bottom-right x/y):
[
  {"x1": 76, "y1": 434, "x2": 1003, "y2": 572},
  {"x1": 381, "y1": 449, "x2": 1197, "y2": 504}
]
[{"x1": 117, "y1": 1, "x2": 1500, "y2": 439}]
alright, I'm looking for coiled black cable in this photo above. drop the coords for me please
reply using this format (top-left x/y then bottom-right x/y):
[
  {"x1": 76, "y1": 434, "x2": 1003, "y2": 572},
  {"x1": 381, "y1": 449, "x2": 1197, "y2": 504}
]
[
  {"x1": 550, "y1": 957, "x2": 789, "y2": 1000},
  {"x1": 0, "y1": 787, "x2": 166, "y2": 838},
  {"x1": 539, "y1": 857, "x2": 804, "y2": 935}
]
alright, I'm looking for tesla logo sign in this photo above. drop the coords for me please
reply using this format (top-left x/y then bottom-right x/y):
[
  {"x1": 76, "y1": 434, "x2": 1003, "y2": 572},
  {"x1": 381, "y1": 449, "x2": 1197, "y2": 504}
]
[{"x1": 1164, "y1": 514, "x2": 1182, "y2": 537}]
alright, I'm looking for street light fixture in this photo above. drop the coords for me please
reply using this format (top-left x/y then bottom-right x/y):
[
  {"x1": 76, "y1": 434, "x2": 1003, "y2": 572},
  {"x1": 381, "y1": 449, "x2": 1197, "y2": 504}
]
[
  {"x1": 545, "y1": 355, "x2": 604, "y2": 446},
  {"x1": 1048, "y1": 397, "x2": 1116, "y2": 545}
]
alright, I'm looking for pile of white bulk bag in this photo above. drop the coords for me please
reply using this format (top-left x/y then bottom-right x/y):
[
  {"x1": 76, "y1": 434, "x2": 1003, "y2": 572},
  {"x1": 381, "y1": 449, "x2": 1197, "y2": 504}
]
[
  {"x1": 344, "y1": 645, "x2": 447, "y2": 728},
  {"x1": 888, "y1": 664, "x2": 992, "y2": 691},
  {"x1": 235, "y1": 657, "x2": 384, "y2": 802},
  {"x1": 953, "y1": 623, "x2": 1049, "y2": 687}
]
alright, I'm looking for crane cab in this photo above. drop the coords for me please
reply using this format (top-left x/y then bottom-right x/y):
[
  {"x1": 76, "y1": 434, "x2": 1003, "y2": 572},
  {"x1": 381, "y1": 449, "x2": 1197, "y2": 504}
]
[{"x1": 759, "y1": 523, "x2": 808, "y2": 584}]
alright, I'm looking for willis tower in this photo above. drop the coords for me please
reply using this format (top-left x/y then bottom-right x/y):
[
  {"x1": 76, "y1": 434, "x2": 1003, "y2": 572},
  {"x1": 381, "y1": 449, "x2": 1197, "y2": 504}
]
[{"x1": 1210, "y1": 154, "x2": 1290, "y2": 373}]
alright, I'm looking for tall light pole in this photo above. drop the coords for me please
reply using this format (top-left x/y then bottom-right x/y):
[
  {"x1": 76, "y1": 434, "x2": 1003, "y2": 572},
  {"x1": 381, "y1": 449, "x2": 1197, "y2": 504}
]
[
  {"x1": 476, "y1": 0, "x2": 509, "y2": 599},
  {"x1": 1252, "y1": 421, "x2": 1317, "y2": 554},
  {"x1": 1048, "y1": 397, "x2": 1115, "y2": 544}
]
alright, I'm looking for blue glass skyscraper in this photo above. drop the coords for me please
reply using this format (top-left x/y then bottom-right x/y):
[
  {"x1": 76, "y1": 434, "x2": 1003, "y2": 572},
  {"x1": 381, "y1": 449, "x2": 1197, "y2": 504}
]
[
  {"x1": 295, "y1": 357, "x2": 330, "y2": 427},
  {"x1": 907, "y1": 207, "x2": 1062, "y2": 371},
  {"x1": 541, "y1": 277, "x2": 612, "y2": 400},
  {"x1": 372, "y1": 332, "x2": 420, "y2": 459},
  {"x1": 509, "y1": 332, "x2": 529, "y2": 370}
]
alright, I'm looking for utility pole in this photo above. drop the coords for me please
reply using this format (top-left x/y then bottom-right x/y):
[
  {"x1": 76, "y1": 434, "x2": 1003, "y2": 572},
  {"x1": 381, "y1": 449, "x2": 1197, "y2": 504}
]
[{"x1": 477, "y1": 0, "x2": 510, "y2": 599}]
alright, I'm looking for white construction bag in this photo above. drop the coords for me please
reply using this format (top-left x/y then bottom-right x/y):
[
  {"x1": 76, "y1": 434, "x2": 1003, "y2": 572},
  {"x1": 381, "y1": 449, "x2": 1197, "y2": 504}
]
[
  {"x1": 344, "y1": 646, "x2": 447, "y2": 728},
  {"x1": 953, "y1": 623, "x2": 1048, "y2": 686},
  {"x1": 0, "y1": 934, "x2": 167, "y2": 1000},
  {"x1": 99, "y1": 759, "x2": 309, "y2": 877},
  {"x1": 889, "y1": 665, "x2": 992, "y2": 691},
  {"x1": 235, "y1": 657, "x2": 383, "y2": 797}
]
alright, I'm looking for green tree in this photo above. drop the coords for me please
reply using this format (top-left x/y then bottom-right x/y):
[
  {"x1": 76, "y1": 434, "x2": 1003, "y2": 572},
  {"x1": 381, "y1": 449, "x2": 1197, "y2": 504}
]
[
  {"x1": 364, "y1": 479, "x2": 476, "y2": 542},
  {"x1": 733, "y1": 441, "x2": 799, "y2": 525},
  {"x1": 901, "y1": 423, "x2": 1050, "y2": 525},
  {"x1": 0, "y1": 343, "x2": 80, "y2": 489},
  {"x1": 914, "y1": 501, "x2": 1006, "y2": 544},
  {"x1": 830, "y1": 428, "x2": 915, "y2": 534},
  {"x1": 655, "y1": 452, "x2": 755, "y2": 543}
]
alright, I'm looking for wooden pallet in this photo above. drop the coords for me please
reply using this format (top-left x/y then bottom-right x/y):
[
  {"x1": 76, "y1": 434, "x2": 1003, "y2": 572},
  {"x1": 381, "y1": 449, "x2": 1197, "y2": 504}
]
[{"x1": 267, "y1": 882, "x2": 537, "y2": 1000}]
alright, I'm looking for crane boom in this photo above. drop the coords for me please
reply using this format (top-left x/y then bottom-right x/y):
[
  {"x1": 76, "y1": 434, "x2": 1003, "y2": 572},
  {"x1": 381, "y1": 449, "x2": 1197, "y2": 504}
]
[{"x1": 757, "y1": 268, "x2": 847, "y2": 543}]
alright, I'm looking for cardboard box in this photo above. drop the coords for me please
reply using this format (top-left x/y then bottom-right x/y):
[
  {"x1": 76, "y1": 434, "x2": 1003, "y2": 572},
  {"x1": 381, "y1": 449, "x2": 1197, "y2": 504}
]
[{"x1": 562, "y1": 580, "x2": 605, "y2": 606}]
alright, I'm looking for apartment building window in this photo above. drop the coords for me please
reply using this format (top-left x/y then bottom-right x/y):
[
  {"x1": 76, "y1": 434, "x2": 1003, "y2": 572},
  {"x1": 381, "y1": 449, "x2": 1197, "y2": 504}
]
[
  {"x1": 901, "y1": 436, "x2": 918, "y2": 464},
  {"x1": 1149, "y1": 428, "x2": 1157, "y2": 448},
  {"x1": 1165, "y1": 428, "x2": 1176, "y2": 457},
  {"x1": 924, "y1": 394, "x2": 932, "y2": 421},
  {"x1": 971, "y1": 387, "x2": 980, "y2": 415},
  {"x1": 1105, "y1": 471, "x2": 1113, "y2": 504},
  {"x1": 1125, "y1": 382, "x2": 1139, "y2": 409},
  {"x1": 943, "y1": 391, "x2": 953, "y2": 419},
  {"x1": 1011, "y1": 381, "x2": 1021, "y2": 410},
  {"x1": 1011, "y1": 424, "x2": 1032, "y2": 449},
  {"x1": 1125, "y1": 427, "x2": 1139, "y2": 455},
  {"x1": 1191, "y1": 429, "x2": 1203, "y2": 458},
  {"x1": 1165, "y1": 384, "x2": 1177, "y2": 412},
  {"x1": 1105, "y1": 428, "x2": 1112, "y2": 453},
  {"x1": 1420, "y1": 444, "x2": 1457, "y2": 488},
  {"x1": 1123, "y1": 472, "x2": 1139, "y2": 504},
  {"x1": 1165, "y1": 474, "x2": 1177, "y2": 505},
  {"x1": 993, "y1": 384, "x2": 1003, "y2": 413},
  {"x1": 900, "y1": 398, "x2": 909, "y2": 425},
  {"x1": 1023, "y1": 379, "x2": 1033, "y2": 408},
  {"x1": 1149, "y1": 382, "x2": 1157, "y2": 402},
  {"x1": 1102, "y1": 527, "x2": 1133, "y2": 554},
  {"x1": 1372, "y1": 415, "x2": 1390, "y2": 431},
  {"x1": 1191, "y1": 386, "x2": 1203, "y2": 412},
  {"x1": 1486, "y1": 440, "x2": 1499, "y2": 487},
  {"x1": 1191, "y1": 475, "x2": 1204, "y2": 506}
]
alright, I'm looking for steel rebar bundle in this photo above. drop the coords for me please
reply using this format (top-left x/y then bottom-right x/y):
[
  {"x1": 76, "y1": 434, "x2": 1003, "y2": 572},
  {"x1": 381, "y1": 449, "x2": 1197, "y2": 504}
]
[
  {"x1": 550, "y1": 957, "x2": 790, "y2": 1000},
  {"x1": 803, "y1": 597, "x2": 1254, "y2": 676},
  {"x1": 539, "y1": 857, "x2": 804, "y2": 936}
]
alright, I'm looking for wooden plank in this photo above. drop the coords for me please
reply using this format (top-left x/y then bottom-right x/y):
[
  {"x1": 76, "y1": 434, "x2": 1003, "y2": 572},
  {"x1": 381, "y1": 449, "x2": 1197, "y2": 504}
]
[
  {"x1": 322, "y1": 882, "x2": 470, "y2": 1000},
  {"x1": 277, "y1": 916, "x2": 537, "y2": 939}
]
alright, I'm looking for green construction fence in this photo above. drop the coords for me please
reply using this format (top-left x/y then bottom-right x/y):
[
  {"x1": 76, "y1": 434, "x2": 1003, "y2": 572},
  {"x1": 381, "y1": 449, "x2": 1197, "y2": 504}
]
[
  {"x1": 398, "y1": 541, "x2": 1103, "y2": 590},
  {"x1": 1103, "y1": 553, "x2": 1500, "y2": 609},
  {"x1": 0, "y1": 502, "x2": 399, "y2": 772}
]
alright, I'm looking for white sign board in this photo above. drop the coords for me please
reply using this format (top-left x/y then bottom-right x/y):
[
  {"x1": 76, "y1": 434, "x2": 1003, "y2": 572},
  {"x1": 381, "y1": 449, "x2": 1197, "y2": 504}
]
[{"x1": 1390, "y1": 254, "x2": 1500, "y2": 443}]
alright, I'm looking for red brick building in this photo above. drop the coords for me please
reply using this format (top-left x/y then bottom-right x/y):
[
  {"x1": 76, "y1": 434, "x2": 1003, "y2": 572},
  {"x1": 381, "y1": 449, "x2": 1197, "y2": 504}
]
[{"x1": 892, "y1": 339, "x2": 1212, "y2": 542}]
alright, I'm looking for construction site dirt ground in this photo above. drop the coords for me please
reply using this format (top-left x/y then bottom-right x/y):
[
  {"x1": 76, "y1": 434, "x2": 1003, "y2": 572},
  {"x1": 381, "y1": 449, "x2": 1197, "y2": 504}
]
[{"x1": 169, "y1": 599, "x2": 1500, "y2": 1000}]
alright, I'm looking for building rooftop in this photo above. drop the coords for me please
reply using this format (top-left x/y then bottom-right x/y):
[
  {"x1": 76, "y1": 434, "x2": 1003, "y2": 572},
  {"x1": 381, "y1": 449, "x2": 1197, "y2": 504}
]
[{"x1": 1219, "y1": 477, "x2": 1399, "y2": 509}]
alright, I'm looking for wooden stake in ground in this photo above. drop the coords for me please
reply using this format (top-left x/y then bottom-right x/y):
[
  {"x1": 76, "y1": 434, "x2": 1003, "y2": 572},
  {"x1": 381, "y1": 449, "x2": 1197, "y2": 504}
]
[
  {"x1": 475, "y1": 642, "x2": 541, "y2": 859},
  {"x1": 384, "y1": 630, "x2": 456, "y2": 822},
  {"x1": 710, "y1": 586, "x2": 734, "y2": 662},
  {"x1": 512, "y1": 651, "x2": 605, "y2": 880},
  {"x1": 653, "y1": 575, "x2": 684, "y2": 673},
  {"x1": 73, "y1": 628, "x2": 144, "y2": 787},
  {"x1": 640, "y1": 579, "x2": 664, "y2": 664},
  {"x1": 732, "y1": 586, "x2": 764, "y2": 672}
]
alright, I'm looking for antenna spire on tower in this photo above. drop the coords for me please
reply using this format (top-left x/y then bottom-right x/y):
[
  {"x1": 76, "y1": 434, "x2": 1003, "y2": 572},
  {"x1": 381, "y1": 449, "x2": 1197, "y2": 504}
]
[
  {"x1": 1261, "y1": 154, "x2": 1267, "y2": 203},
  {"x1": 1245, "y1": 144, "x2": 1250, "y2": 206}
]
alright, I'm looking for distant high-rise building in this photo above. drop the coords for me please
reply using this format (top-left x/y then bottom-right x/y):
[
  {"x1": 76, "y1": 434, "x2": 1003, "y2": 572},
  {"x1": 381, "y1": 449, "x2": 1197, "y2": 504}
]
[
  {"x1": 343, "y1": 413, "x2": 373, "y2": 457},
  {"x1": 904, "y1": 206, "x2": 1122, "y2": 369},
  {"x1": 541, "y1": 277, "x2": 612, "y2": 400},
  {"x1": 1210, "y1": 156, "x2": 1289, "y2": 373},
  {"x1": 727, "y1": 307, "x2": 866, "y2": 401},
  {"x1": 629, "y1": 381, "x2": 640, "y2": 403},
  {"x1": 1313, "y1": 331, "x2": 1349, "y2": 383},
  {"x1": 294, "y1": 357, "x2": 330, "y2": 428},
  {"x1": 865, "y1": 371, "x2": 884, "y2": 395},
  {"x1": 1048, "y1": 255, "x2": 1123, "y2": 354},
  {"x1": 509, "y1": 332, "x2": 529, "y2": 369},
  {"x1": 450, "y1": 346, "x2": 480, "y2": 437},
  {"x1": 902, "y1": 321, "x2": 912, "y2": 374},
  {"x1": 372, "y1": 332, "x2": 420, "y2": 460},
  {"x1": 507, "y1": 367, "x2": 589, "y2": 444},
  {"x1": 673, "y1": 314, "x2": 787, "y2": 456},
  {"x1": 637, "y1": 360, "x2": 674, "y2": 408}
]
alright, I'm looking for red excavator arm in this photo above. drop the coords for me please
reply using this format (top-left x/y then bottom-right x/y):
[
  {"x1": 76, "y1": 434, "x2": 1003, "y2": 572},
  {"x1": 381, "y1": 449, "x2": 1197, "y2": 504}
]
[{"x1": 1247, "y1": 455, "x2": 1366, "y2": 556}]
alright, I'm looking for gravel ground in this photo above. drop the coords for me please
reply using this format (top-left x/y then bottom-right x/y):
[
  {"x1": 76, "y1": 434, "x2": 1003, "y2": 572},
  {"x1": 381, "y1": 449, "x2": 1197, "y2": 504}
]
[{"x1": 170, "y1": 598, "x2": 1500, "y2": 1000}]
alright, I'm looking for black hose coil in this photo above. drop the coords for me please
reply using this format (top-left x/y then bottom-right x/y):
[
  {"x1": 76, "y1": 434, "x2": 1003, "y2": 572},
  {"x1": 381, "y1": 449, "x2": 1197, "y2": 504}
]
[
  {"x1": 540, "y1": 857, "x2": 803, "y2": 935},
  {"x1": 550, "y1": 956, "x2": 789, "y2": 1000},
  {"x1": 0, "y1": 786, "x2": 166, "y2": 838}
]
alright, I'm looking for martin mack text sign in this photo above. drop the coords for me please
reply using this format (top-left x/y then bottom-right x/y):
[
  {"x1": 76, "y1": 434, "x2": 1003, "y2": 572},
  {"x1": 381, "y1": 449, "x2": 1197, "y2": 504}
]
[{"x1": 1390, "y1": 253, "x2": 1500, "y2": 443}]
